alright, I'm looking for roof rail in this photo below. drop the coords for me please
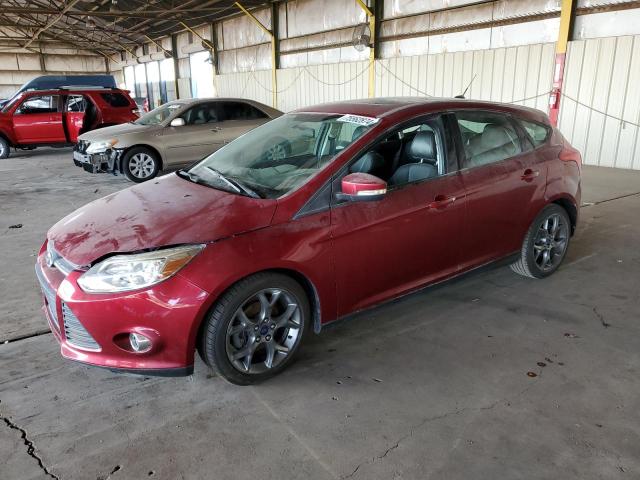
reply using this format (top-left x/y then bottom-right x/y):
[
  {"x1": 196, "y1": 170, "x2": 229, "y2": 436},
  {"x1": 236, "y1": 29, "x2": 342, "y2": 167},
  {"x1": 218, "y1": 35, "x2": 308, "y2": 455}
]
[{"x1": 58, "y1": 85, "x2": 114, "y2": 90}]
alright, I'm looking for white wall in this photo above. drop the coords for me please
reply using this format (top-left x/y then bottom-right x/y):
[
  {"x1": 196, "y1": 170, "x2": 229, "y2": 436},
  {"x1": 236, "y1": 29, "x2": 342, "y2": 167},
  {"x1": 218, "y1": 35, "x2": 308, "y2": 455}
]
[{"x1": 0, "y1": 52, "x2": 107, "y2": 99}]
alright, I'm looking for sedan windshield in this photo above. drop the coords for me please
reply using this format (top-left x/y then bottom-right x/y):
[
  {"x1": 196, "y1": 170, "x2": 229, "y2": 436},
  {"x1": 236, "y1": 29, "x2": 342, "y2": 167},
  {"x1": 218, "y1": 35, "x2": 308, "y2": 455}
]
[
  {"x1": 135, "y1": 103, "x2": 184, "y2": 125},
  {"x1": 184, "y1": 113, "x2": 376, "y2": 199}
]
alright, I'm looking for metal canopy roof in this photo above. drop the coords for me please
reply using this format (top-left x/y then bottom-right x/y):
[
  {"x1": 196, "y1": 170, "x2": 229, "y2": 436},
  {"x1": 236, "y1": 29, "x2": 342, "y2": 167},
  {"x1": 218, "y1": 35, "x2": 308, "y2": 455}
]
[{"x1": 0, "y1": 0, "x2": 268, "y2": 55}]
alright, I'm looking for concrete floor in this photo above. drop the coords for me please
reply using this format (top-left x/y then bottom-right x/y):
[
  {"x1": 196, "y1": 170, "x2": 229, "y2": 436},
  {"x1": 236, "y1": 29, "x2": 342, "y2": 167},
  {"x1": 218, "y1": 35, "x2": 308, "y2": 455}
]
[{"x1": 1, "y1": 148, "x2": 639, "y2": 480}]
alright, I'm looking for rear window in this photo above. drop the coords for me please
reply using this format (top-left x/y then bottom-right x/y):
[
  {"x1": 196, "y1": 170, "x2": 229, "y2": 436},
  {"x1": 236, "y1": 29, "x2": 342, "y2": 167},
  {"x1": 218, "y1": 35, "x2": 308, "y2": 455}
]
[
  {"x1": 100, "y1": 92, "x2": 131, "y2": 107},
  {"x1": 518, "y1": 119, "x2": 549, "y2": 147}
]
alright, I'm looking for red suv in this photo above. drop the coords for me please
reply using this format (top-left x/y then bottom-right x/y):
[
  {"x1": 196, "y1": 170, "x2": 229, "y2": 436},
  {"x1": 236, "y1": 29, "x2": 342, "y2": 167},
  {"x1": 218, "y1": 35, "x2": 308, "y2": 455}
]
[
  {"x1": 36, "y1": 98, "x2": 581, "y2": 384},
  {"x1": 0, "y1": 87, "x2": 138, "y2": 158}
]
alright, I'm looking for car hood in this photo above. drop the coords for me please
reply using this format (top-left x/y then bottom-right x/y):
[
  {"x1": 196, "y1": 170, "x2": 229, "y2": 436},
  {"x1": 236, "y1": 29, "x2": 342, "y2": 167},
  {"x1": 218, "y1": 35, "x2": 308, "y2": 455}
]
[
  {"x1": 78, "y1": 122, "x2": 158, "y2": 141},
  {"x1": 48, "y1": 173, "x2": 277, "y2": 266}
]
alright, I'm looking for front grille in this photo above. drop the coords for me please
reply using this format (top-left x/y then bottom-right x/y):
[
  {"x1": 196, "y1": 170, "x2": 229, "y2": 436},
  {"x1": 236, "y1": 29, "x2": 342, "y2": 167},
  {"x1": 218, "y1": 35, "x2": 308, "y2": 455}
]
[
  {"x1": 35, "y1": 265, "x2": 60, "y2": 333},
  {"x1": 62, "y1": 303, "x2": 101, "y2": 351},
  {"x1": 47, "y1": 241, "x2": 82, "y2": 276}
]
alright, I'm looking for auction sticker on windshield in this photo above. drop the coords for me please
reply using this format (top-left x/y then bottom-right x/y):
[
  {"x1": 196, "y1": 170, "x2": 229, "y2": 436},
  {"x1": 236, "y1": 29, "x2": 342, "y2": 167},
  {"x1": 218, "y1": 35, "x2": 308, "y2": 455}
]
[{"x1": 337, "y1": 114, "x2": 380, "y2": 126}]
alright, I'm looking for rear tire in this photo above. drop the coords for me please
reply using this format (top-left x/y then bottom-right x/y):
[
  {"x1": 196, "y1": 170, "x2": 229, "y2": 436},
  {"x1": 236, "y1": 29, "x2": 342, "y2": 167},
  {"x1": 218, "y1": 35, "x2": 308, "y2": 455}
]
[
  {"x1": 199, "y1": 273, "x2": 310, "y2": 385},
  {"x1": 122, "y1": 147, "x2": 160, "y2": 182},
  {"x1": 511, "y1": 204, "x2": 571, "y2": 279},
  {"x1": 0, "y1": 137, "x2": 10, "y2": 159}
]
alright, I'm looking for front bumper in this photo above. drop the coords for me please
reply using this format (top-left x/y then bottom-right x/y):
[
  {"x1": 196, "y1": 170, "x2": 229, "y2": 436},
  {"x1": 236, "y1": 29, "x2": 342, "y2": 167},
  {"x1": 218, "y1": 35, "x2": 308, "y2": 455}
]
[
  {"x1": 35, "y1": 245, "x2": 210, "y2": 376},
  {"x1": 72, "y1": 148, "x2": 122, "y2": 174}
]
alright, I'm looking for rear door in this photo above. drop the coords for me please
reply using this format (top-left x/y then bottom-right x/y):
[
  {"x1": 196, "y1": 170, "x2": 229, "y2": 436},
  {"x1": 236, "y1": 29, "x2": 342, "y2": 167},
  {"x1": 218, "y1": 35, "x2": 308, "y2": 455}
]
[
  {"x1": 64, "y1": 95, "x2": 86, "y2": 142},
  {"x1": 216, "y1": 101, "x2": 271, "y2": 144},
  {"x1": 452, "y1": 110, "x2": 548, "y2": 270},
  {"x1": 12, "y1": 94, "x2": 66, "y2": 143},
  {"x1": 162, "y1": 102, "x2": 225, "y2": 165}
]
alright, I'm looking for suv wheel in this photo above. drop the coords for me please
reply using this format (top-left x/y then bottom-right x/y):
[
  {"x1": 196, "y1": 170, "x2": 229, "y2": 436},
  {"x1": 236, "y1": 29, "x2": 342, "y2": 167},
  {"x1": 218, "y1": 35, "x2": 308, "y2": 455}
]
[
  {"x1": 0, "y1": 137, "x2": 9, "y2": 159},
  {"x1": 122, "y1": 147, "x2": 160, "y2": 182},
  {"x1": 199, "y1": 273, "x2": 310, "y2": 385},
  {"x1": 511, "y1": 204, "x2": 571, "y2": 279}
]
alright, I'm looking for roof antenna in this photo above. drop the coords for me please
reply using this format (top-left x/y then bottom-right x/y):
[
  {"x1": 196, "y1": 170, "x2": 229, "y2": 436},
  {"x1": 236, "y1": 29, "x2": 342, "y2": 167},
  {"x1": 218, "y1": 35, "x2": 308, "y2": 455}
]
[{"x1": 455, "y1": 74, "x2": 477, "y2": 99}]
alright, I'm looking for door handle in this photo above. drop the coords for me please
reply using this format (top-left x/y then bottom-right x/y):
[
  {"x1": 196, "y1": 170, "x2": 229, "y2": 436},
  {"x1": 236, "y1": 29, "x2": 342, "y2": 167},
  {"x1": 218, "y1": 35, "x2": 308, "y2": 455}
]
[
  {"x1": 427, "y1": 194, "x2": 456, "y2": 210},
  {"x1": 521, "y1": 169, "x2": 540, "y2": 182},
  {"x1": 210, "y1": 127, "x2": 221, "y2": 132}
]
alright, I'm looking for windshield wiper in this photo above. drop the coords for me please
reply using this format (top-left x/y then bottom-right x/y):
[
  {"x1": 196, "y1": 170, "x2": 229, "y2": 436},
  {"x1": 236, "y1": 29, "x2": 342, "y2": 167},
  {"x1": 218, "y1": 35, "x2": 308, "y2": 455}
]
[{"x1": 205, "y1": 167, "x2": 261, "y2": 198}]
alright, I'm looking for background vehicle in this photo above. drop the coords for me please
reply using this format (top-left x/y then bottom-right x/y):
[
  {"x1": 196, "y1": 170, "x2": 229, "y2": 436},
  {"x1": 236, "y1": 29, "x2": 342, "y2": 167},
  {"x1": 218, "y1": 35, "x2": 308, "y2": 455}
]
[
  {"x1": 132, "y1": 96, "x2": 149, "y2": 116},
  {"x1": 37, "y1": 98, "x2": 581, "y2": 384},
  {"x1": 72, "y1": 97, "x2": 282, "y2": 182},
  {"x1": 0, "y1": 87, "x2": 138, "y2": 159},
  {"x1": 0, "y1": 75, "x2": 117, "y2": 109}
]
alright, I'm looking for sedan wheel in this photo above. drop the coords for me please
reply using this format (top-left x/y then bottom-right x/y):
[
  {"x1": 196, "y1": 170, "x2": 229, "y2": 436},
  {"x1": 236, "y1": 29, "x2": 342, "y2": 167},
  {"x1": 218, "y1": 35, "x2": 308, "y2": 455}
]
[
  {"x1": 511, "y1": 204, "x2": 571, "y2": 278},
  {"x1": 122, "y1": 147, "x2": 160, "y2": 182},
  {"x1": 200, "y1": 273, "x2": 309, "y2": 385}
]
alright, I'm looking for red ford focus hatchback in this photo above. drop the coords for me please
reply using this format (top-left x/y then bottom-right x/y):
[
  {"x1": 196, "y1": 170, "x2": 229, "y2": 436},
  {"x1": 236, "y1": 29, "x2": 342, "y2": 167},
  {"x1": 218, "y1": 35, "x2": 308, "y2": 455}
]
[{"x1": 36, "y1": 98, "x2": 581, "y2": 384}]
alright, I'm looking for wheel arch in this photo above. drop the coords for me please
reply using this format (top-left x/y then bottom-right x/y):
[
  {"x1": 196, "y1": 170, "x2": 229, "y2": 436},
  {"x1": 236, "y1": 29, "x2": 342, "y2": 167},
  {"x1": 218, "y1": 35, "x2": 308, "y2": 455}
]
[
  {"x1": 192, "y1": 266, "x2": 323, "y2": 362},
  {"x1": 550, "y1": 196, "x2": 578, "y2": 235},
  {"x1": 119, "y1": 144, "x2": 164, "y2": 172}
]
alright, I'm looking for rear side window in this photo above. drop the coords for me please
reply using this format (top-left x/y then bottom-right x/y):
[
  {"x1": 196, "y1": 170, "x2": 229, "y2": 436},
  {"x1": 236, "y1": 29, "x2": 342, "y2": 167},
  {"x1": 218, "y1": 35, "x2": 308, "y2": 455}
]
[
  {"x1": 518, "y1": 119, "x2": 549, "y2": 147},
  {"x1": 219, "y1": 102, "x2": 268, "y2": 121},
  {"x1": 100, "y1": 92, "x2": 131, "y2": 107},
  {"x1": 454, "y1": 111, "x2": 522, "y2": 169}
]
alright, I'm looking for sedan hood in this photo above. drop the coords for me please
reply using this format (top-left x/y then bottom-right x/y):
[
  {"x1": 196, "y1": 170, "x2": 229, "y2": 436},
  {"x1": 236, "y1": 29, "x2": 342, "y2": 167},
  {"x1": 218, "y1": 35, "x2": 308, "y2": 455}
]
[
  {"x1": 78, "y1": 122, "x2": 157, "y2": 141},
  {"x1": 48, "y1": 173, "x2": 277, "y2": 266}
]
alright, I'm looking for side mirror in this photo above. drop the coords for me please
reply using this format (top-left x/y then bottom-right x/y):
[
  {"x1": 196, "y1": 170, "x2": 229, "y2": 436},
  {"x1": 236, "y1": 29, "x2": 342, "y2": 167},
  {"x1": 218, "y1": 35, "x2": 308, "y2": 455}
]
[
  {"x1": 335, "y1": 172, "x2": 387, "y2": 202},
  {"x1": 170, "y1": 118, "x2": 185, "y2": 127}
]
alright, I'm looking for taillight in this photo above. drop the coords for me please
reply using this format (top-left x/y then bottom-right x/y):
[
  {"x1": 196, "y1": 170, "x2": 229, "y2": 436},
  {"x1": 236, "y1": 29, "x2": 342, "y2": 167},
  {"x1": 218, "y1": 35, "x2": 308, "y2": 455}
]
[{"x1": 559, "y1": 144, "x2": 582, "y2": 166}]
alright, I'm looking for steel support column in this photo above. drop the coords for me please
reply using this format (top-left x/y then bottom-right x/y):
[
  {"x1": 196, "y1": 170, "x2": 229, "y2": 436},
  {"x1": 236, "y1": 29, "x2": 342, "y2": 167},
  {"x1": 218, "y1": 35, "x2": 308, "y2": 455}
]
[
  {"x1": 356, "y1": 0, "x2": 375, "y2": 98},
  {"x1": 234, "y1": 2, "x2": 278, "y2": 108},
  {"x1": 549, "y1": 0, "x2": 576, "y2": 126}
]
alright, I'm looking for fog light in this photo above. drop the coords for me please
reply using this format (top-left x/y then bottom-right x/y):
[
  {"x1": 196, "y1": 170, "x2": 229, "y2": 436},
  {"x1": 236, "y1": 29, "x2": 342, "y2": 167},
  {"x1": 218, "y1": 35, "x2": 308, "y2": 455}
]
[{"x1": 129, "y1": 333, "x2": 152, "y2": 352}]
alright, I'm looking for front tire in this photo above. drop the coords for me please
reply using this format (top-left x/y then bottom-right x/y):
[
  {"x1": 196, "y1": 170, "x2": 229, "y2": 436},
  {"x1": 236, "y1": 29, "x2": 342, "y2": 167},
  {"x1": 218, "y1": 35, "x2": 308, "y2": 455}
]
[
  {"x1": 0, "y1": 137, "x2": 10, "y2": 159},
  {"x1": 511, "y1": 204, "x2": 571, "y2": 279},
  {"x1": 199, "y1": 273, "x2": 310, "y2": 385},
  {"x1": 122, "y1": 147, "x2": 160, "y2": 182}
]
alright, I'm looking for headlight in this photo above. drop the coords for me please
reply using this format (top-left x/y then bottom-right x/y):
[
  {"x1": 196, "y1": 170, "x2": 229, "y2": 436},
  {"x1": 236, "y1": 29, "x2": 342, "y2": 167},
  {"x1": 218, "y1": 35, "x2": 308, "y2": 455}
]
[
  {"x1": 86, "y1": 139, "x2": 118, "y2": 154},
  {"x1": 77, "y1": 245, "x2": 204, "y2": 293}
]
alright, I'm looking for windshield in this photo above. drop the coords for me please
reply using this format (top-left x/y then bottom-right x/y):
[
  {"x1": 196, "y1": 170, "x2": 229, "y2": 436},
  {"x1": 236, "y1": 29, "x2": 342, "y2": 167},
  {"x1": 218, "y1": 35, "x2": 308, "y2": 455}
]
[
  {"x1": 184, "y1": 113, "x2": 376, "y2": 199},
  {"x1": 135, "y1": 103, "x2": 184, "y2": 125}
]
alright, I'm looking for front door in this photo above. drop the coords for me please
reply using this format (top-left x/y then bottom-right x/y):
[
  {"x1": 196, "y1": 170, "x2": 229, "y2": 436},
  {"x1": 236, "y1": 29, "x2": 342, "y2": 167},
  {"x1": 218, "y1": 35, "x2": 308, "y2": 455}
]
[
  {"x1": 13, "y1": 94, "x2": 66, "y2": 144},
  {"x1": 162, "y1": 102, "x2": 226, "y2": 165},
  {"x1": 452, "y1": 110, "x2": 548, "y2": 271},
  {"x1": 331, "y1": 116, "x2": 466, "y2": 316}
]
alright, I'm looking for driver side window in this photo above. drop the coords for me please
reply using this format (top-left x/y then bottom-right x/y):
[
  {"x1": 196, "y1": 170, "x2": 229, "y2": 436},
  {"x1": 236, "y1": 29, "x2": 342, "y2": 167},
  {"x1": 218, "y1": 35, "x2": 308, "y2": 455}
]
[{"x1": 345, "y1": 117, "x2": 447, "y2": 190}]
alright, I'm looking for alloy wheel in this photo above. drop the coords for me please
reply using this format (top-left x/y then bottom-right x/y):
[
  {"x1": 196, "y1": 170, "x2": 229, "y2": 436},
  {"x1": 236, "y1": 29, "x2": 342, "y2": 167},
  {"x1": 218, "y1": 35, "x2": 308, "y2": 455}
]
[
  {"x1": 128, "y1": 153, "x2": 156, "y2": 179},
  {"x1": 225, "y1": 288, "x2": 302, "y2": 374},
  {"x1": 266, "y1": 143, "x2": 287, "y2": 162},
  {"x1": 533, "y1": 213, "x2": 569, "y2": 272}
]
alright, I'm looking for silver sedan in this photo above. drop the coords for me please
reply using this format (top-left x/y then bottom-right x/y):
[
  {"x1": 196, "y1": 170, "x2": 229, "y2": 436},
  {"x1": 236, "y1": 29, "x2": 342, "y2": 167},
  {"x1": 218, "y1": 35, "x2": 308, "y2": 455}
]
[{"x1": 73, "y1": 97, "x2": 282, "y2": 182}]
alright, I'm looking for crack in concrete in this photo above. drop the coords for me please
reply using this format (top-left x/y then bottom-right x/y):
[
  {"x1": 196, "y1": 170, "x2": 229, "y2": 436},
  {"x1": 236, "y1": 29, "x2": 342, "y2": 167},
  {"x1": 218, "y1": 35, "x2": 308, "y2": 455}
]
[
  {"x1": 341, "y1": 375, "x2": 546, "y2": 480},
  {"x1": 582, "y1": 191, "x2": 640, "y2": 207},
  {"x1": 1, "y1": 329, "x2": 52, "y2": 344},
  {"x1": 2, "y1": 415, "x2": 59, "y2": 479},
  {"x1": 593, "y1": 306, "x2": 611, "y2": 328},
  {"x1": 341, "y1": 400, "x2": 501, "y2": 479}
]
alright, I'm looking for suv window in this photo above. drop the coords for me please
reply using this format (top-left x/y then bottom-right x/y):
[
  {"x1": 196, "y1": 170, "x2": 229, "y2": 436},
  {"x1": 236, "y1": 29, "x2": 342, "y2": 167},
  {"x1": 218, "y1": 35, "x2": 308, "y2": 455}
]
[
  {"x1": 219, "y1": 101, "x2": 267, "y2": 121},
  {"x1": 182, "y1": 103, "x2": 219, "y2": 125},
  {"x1": 100, "y1": 92, "x2": 131, "y2": 107},
  {"x1": 455, "y1": 111, "x2": 522, "y2": 168},
  {"x1": 67, "y1": 95, "x2": 87, "y2": 112},
  {"x1": 16, "y1": 95, "x2": 59, "y2": 115},
  {"x1": 519, "y1": 119, "x2": 549, "y2": 147}
]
